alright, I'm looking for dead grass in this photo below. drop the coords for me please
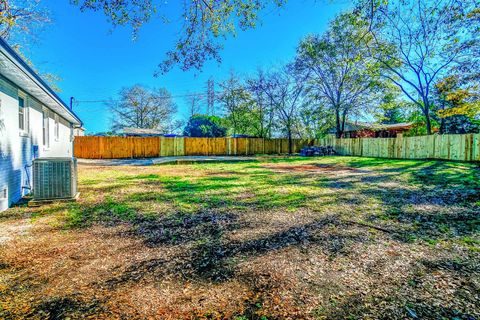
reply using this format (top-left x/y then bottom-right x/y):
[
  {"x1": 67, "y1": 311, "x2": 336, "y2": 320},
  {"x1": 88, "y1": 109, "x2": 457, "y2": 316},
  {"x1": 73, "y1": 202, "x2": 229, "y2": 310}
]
[{"x1": 0, "y1": 156, "x2": 479, "y2": 319}]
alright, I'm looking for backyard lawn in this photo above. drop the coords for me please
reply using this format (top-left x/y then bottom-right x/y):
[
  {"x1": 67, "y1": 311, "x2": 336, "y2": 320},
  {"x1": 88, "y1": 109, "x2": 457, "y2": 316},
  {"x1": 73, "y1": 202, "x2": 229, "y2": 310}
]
[{"x1": 0, "y1": 156, "x2": 479, "y2": 319}]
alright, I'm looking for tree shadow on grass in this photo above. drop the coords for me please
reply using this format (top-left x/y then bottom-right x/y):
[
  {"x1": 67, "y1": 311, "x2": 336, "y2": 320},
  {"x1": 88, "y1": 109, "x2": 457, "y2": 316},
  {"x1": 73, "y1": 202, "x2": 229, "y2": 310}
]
[
  {"x1": 410, "y1": 162, "x2": 480, "y2": 202},
  {"x1": 129, "y1": 210, "x2": 240, "y2": 247},
  {"x1": 343, "y1": 158, "x2": 429, "y2": 171},
  {"x1": 0, "y1": 292, "x2": 107, "y2": 320},
  {"x1": 357, "y1": 182, "x2": 479, "y2": 243},
  {"x1": 105, "y1": 214, "x2": 364, "y2": 286},
  {"x1": 29, "y1": 296, "x2": 106, "y2": 320}
]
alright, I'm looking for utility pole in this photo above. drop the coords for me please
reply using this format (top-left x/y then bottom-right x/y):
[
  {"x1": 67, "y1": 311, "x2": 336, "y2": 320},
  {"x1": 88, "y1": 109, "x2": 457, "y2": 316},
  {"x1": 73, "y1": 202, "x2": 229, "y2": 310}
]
[{"x1": 207, "y1": 78, "x2": 215, "y2": 115}]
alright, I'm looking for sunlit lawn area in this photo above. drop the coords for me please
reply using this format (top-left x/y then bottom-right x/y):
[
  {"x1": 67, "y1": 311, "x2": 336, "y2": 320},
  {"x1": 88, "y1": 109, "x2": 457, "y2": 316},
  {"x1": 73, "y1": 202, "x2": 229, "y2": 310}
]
[{"x1": 0, "y1": 156, "x2": 479, "y2": 319}]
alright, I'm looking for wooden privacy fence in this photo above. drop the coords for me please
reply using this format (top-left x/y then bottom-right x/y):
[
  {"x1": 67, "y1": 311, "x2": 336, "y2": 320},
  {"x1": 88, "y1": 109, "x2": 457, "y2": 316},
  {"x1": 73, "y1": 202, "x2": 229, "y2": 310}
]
[
  {"x1": 316, "y1": 134, "x2": 480, "y2": 162},
  {"x1": 74, "y1": 134, "x2": 480, "y2": 162},
  {"x1": 74, "y1": 136, "x2": 313, "y2": 159}
]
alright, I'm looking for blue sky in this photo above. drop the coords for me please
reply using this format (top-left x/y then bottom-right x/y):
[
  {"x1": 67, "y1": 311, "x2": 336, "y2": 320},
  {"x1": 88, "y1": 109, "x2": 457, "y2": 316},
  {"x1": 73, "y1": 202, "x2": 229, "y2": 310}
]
[{"x1": 26, "y1": 0, "x2": 351, "y2": 133}]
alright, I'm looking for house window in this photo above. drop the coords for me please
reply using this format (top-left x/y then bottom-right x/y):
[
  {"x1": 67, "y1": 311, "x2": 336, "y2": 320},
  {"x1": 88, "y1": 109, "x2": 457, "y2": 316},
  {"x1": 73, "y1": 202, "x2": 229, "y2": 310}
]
[
  {"x1": 54, "y1": 114, "x2": 60, "y2": 140},
  {"x1": 18, "y1": 97, "x2": 28, "y2": 132},
  {"x1": 43, "y1": 108, "x2": 50, "y2": 148}
]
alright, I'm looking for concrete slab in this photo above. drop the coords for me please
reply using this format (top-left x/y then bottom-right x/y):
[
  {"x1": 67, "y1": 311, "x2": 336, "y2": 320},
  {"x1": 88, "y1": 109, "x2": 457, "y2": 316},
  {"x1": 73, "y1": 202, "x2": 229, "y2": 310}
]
[
  {"x1": 28, "y1": 193, "x2": 80, "y2": 207},
  {"x1": 77, "y1": 156, "x2": 258, "y2": 166}
]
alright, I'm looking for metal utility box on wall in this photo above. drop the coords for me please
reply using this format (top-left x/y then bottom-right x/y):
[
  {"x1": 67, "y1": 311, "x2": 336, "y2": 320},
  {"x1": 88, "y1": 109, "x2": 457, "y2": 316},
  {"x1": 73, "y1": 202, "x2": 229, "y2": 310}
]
[{"x1": 33, "y1": 158, "x2": 78, "y2": 200}]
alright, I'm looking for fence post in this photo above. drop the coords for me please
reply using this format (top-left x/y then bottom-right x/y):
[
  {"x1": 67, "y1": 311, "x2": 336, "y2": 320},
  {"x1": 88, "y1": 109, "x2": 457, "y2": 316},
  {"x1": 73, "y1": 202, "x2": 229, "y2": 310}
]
[
  {"x1": 396, "y1": 134, "x2": 402, "y2": 159},
  {"x1": 468, "y1": 134, "x2": 474, "y2": 162}
]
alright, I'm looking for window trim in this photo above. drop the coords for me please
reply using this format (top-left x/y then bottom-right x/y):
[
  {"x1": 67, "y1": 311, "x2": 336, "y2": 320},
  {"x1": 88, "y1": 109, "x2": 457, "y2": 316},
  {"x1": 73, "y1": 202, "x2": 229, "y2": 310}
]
[
  {"x1": 0, "y1": 187, "x2": 7, "y2": 200},
  {"x1": 42, "y1": 107, "x2": 50, "y2": 149},
  {"x1": 54, "y1": 114, "x2": 60, "y2": 141},
  {"x1": 18, "y1": 92, "x2": 29, "y2": 136},
  {"x1": 18, "y1": 98, "x2": 24, "y2": 129}
]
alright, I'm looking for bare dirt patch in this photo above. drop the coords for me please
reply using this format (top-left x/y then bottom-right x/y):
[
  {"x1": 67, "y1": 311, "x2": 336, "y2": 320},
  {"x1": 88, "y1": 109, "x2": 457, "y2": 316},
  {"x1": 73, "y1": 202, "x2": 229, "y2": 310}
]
[{"x1": 0, "y1": 219, "x2": 31, "y2": 245}]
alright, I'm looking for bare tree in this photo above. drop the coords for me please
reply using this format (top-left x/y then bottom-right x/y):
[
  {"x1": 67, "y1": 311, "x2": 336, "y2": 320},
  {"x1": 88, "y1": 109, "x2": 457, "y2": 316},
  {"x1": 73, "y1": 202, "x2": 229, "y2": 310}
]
[
  {"x1": 109, "y1": 85, "x2": 177, "y2": 132},
  {"x1": 368, "y1": 0, "x2": 479, "y2": 134},
  {"x1": 0, "y1": 1, "x2": 59, "y2": 90},
  {"x1": 185, "y1": 93, "x2": 205, "y2": 118},
  {"x1": 245, "y1": 69, "x2": 276, "y2": 138},
  {"x1": 262, "y1": 67, "x2": 304, "y2": 154},
  {"x1": 164, "y1": 119, "x2": 185, "y2": 135}
]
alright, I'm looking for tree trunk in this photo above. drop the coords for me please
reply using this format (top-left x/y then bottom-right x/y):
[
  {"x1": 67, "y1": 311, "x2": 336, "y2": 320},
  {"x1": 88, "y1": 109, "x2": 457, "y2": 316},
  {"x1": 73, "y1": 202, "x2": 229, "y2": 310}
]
[
  {"x1": 425, "y1": 116, "x2": 432, "y2": 135},
  {"x1": 440, "y1": 118, "x2": 446, "y2": 134},
  {"x1": 335, "y1": 109, "x2": 342, "y2": 138},
  {"x1": 423, "y1": 98, "x2": 432, "y2": 135},
  {"x1": 340, "y1": 111, "x2": 347, "y2": 138},
  {"x1": 232, "y1": 117, "x2": 237, "y2": 137},
  {"x1": 287, "y1": 127, "x2": 293, "y2": 155}
]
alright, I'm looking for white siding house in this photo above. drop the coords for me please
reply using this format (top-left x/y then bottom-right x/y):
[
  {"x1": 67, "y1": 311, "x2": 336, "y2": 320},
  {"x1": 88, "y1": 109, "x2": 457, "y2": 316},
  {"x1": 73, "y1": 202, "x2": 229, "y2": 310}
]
[{"x1": 0, "y1": 38, "x2": 82, "y2": 212}]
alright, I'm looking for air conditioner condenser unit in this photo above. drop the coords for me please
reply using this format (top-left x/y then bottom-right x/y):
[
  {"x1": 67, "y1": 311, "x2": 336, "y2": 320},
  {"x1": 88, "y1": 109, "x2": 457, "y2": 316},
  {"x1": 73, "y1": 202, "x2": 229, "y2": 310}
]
[{"x1": 33, "y1": 158, "x2": 78, "y2": 201}]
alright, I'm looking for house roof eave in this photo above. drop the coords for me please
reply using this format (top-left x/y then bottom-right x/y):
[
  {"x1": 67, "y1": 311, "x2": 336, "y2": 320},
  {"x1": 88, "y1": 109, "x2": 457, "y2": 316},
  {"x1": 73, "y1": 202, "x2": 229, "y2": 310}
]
[{"x1": 0, "y1": 37, "x2": 82, "y2": 126}]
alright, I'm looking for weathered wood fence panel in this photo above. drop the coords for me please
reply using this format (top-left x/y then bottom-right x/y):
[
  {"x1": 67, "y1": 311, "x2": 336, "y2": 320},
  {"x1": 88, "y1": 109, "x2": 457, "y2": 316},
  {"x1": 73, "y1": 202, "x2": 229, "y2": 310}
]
[
  {"x1": 74, "y1": 137, "x2": 317, "y2": 159},
  {"x1": 160, "y1": 137, "x2": 183, "y2": 156},
  {"x1": 184, "y1": 138, "x2": 208, "y2": 156},
  {"x1": 74, "y1": 134, "x2": 480, "y2": 161},
  {"x1": 73, "y1": 137, "x2": 159, "y2": 159},
  {"x1": 315, "y1": 134, "x2": 480, "y2": 162}
]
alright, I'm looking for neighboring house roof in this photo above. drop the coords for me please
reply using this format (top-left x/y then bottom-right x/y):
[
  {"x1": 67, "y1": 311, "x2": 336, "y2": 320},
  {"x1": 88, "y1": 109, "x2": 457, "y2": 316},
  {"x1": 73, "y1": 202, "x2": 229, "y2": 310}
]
[
  {"x1": 92, "y1": 132, "x2": 112, "y2": 137},
  {"x1": 121, "y1": 127, "x2": 165, "y2": 136},
  {"x1": 331, "y1": 121, "x2": 414, "y2": 133},
  {"x1": 0, "y1": 37, "x2": 82, "y2": 126},
  {"x1": 231, "y1": 134, "x2": 256, "y2": 138},
  {"x1": 378, "y1": 122, "x2": 415, "y2": 131}
]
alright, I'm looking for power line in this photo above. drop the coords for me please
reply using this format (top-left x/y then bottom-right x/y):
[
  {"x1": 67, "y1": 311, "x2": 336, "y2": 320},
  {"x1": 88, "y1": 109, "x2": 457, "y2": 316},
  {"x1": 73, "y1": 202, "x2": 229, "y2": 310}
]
[
  {"x1": 75, "y1": 92, "x2": 210, "y2": 104},
  {"x1": 73, "y1": 74, "x2": 302, "y2": 106}
]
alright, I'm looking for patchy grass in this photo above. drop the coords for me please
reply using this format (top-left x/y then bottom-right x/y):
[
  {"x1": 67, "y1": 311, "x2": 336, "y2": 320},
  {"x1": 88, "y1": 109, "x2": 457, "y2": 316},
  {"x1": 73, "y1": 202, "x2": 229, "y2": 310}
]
[{"x1": 0, "y1": 156, "x2": 479, "y2": 319}]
